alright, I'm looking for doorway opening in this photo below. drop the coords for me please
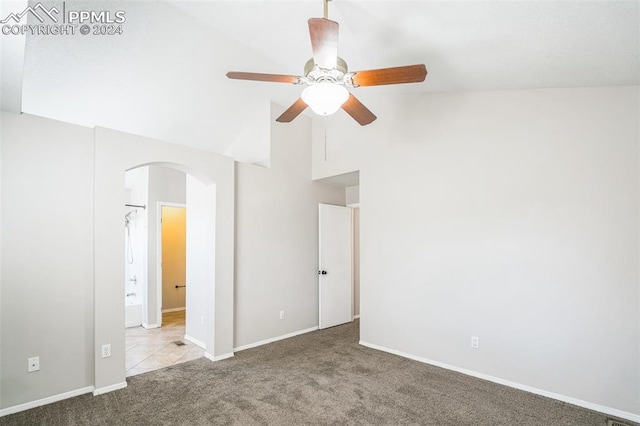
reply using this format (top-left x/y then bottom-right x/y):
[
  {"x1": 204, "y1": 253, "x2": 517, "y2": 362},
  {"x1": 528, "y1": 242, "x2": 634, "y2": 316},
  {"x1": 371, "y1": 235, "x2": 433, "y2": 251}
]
[
  {"x1": 315, "y1": 171, "x2": 360, "y2": 330},
  {"x1": 123, "y1": 164, "x2": 214, "y2": 377},
  {"x1": 158, "y1": 203, "x2": 187, "y2": 324}
]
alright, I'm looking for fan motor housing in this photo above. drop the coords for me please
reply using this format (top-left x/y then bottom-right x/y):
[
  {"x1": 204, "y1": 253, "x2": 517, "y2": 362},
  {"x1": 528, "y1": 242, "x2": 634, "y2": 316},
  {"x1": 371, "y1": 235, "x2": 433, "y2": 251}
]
[{"x1": 304, "y1": 57, "x2": 349, "y2": 84}]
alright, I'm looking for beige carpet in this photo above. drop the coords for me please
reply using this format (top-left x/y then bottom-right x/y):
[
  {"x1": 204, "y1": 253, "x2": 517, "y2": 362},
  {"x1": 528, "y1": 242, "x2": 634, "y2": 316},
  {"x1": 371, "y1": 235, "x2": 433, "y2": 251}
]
[{"x1": 1, "y1": 320, "x2": 635, "y2": 425}]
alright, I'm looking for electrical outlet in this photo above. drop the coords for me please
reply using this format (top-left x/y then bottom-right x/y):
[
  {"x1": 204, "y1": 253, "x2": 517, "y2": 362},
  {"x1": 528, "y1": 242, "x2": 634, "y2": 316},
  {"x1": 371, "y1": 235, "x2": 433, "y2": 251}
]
[
  {"x1": 471, "y1": 336, "x2": 479, "y2": 349},
  {"x1": 27, "y1": 356, "x2": 40, "y2": 372},
  {"x1": 279, "y1": 310, "x2": 285, "y2": 320},
  {"x1": 102, "y1": 344, "x2": 111, "y2": 358}
]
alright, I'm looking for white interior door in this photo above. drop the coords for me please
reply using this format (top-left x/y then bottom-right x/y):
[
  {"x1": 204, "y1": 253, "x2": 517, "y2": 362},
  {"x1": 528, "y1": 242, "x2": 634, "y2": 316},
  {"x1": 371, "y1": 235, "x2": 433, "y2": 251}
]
[{"x1": 319, "y1": 203, "x2": 353, "y2": 329}]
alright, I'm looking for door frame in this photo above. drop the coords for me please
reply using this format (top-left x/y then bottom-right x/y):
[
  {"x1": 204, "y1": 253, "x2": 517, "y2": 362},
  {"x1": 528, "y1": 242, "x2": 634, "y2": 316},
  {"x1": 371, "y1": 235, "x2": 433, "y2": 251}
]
[
  {"x1": 346, "y1": 203, "x2": 360, "y2": 320},
  {"x1": 156, "y1": 201, "x2": 187, "y2": 326}
]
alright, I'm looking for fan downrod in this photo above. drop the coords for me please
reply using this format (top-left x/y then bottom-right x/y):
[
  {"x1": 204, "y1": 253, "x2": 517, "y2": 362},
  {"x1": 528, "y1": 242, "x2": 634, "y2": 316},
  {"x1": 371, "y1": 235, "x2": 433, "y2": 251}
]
[{"x1": 323, "y1": 0, "x2": 331, "y2": 19}]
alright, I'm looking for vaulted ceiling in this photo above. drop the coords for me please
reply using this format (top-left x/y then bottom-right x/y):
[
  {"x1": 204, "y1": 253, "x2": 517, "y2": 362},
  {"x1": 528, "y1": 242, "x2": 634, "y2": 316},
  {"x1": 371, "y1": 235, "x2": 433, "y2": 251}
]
[{"x1": 2, "y1": 0, "x2": 639, "y2": 164}]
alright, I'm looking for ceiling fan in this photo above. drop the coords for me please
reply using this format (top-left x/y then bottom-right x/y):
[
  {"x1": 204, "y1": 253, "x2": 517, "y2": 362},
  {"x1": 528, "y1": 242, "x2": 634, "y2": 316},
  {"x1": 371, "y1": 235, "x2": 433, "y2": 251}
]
[{"x1": 226, "y1": 0, "x2": 427, "y2": 126}]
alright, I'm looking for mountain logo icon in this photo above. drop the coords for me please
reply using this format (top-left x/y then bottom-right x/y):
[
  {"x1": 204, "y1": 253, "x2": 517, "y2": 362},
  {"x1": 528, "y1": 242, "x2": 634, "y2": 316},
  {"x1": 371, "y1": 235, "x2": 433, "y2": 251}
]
[{"x1": 0, "y1": 3, "x2": 59, "y2": 24}]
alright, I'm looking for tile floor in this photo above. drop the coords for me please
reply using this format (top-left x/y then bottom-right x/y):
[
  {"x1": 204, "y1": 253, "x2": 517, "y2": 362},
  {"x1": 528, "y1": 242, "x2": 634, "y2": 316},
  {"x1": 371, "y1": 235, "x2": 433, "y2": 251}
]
[{"x1": 125, "y1": 310, "x2": 204, "y2": 377}]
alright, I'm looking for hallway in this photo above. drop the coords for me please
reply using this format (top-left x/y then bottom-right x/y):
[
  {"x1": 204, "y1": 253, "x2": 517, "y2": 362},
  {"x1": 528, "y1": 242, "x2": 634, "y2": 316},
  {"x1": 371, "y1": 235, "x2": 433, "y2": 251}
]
[{"x1": 125, "y1": 311, "x2": 204, "y2": 377}]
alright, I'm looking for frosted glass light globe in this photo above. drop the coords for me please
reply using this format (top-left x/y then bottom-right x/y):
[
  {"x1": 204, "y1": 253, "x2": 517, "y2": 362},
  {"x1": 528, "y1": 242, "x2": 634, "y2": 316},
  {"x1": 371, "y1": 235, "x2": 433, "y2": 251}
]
[{"x1": 301, "y1": 83, "x2": 349, "y2": 116}]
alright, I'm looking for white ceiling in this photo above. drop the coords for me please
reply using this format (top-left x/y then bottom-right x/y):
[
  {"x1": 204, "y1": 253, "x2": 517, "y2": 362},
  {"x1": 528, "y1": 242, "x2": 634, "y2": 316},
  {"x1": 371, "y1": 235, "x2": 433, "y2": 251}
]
[{"x1": 6, "y1": 0, "x2": 640, "y2": 163}]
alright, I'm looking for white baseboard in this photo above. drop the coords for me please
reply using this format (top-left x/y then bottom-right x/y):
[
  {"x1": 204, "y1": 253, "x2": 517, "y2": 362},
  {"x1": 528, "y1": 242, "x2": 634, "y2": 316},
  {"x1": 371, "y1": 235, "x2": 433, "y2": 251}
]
[
  {"x1": 0, "y1": 386, "x2": 94, "y2": 417},
  {"x1": 142, "y1": 323, "x2": 160, "y2": 329},
  {"x1": 184, "y1": 334, "x2": 206, "y2": 349},
  {"x1": 353, "y1": 314, "x2": 360, "y2": 319},
  {"x1": 161, "y1": 307, "x2": 185, "y2": 313},
  {"x1": 234, "y1": 326, "x2": 319, "y2": 352},
  {"x1": 205, "y1": 352, "x2": 234, "y2": 362},
  {"x1": 359, "y1": 341, "x2": 640, "y2": 424},
  {"x1": 93, "y1": 381, "x2": 127, "y2": 396}
]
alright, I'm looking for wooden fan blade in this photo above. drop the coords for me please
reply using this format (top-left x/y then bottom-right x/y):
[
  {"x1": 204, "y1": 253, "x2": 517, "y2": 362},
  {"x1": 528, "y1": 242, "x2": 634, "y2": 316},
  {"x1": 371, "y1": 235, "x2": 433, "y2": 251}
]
[
  {"x1": 226, "y1": 72, "x2": 300, "y2": 84},
  {"x1": 341, "y1": 94, "x2": 377, "y2": 126},
  {"x1": 308, "y1": 18, "x2": 338, "y2": 69},
  {"x1": 276, "y1": 98, "x2": 308, "y2": 123},
  {"x1": 352, "y1": 64, "x2": 427, "y2": 87}
]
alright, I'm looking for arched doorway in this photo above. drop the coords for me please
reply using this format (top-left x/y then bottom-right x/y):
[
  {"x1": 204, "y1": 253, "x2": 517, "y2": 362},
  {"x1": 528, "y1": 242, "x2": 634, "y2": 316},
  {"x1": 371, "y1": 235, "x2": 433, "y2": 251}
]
[
  {"x1": 123, "y1": 164, "x2": 214, "y2": 376},
  {"x1": 93, "y1": 127, "x2": 235, "y2": 394}
]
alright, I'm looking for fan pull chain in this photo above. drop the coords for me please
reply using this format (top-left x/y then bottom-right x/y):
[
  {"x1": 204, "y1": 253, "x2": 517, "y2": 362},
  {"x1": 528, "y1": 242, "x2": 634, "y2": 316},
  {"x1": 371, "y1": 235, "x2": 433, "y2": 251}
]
[{"x1": 324, "y1": 123, "x2": 328, "y2": 162}]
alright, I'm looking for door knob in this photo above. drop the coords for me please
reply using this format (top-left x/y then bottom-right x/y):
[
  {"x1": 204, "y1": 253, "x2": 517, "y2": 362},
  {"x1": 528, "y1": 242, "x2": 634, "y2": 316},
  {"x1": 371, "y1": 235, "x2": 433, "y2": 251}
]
[{"x1": 318, "y1": 270, "x2": 327, "y2": 275}]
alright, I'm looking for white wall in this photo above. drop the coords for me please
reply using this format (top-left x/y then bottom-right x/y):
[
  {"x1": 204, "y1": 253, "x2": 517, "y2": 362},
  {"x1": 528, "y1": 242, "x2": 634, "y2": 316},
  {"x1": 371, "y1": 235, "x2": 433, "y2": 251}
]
[
  {"x1": 0, "y1": 112, "x2": 94, "y2": 408},
  {"x1": 147, "y1": 166, "x2": 186, "y2": 321},
  {"x1": 311, "y1": 86, "x2": 640, "y2": 418},
  {"x1": 185, "y1": 175, "x2": 215, "y2": 347},
  {"x1": 234, "y1": 103, "x2": 345, "y2": 348}
]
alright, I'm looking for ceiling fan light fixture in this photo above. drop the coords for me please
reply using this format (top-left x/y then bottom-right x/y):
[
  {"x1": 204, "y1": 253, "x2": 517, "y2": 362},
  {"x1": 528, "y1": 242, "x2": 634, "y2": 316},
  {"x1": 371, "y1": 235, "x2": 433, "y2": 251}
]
[
  {"x1": 226, "y1": 4, "x2": 427, "y2": 125},
  {"x1": 301, "y1": 82, "x2": 349, "y2": 116}
]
